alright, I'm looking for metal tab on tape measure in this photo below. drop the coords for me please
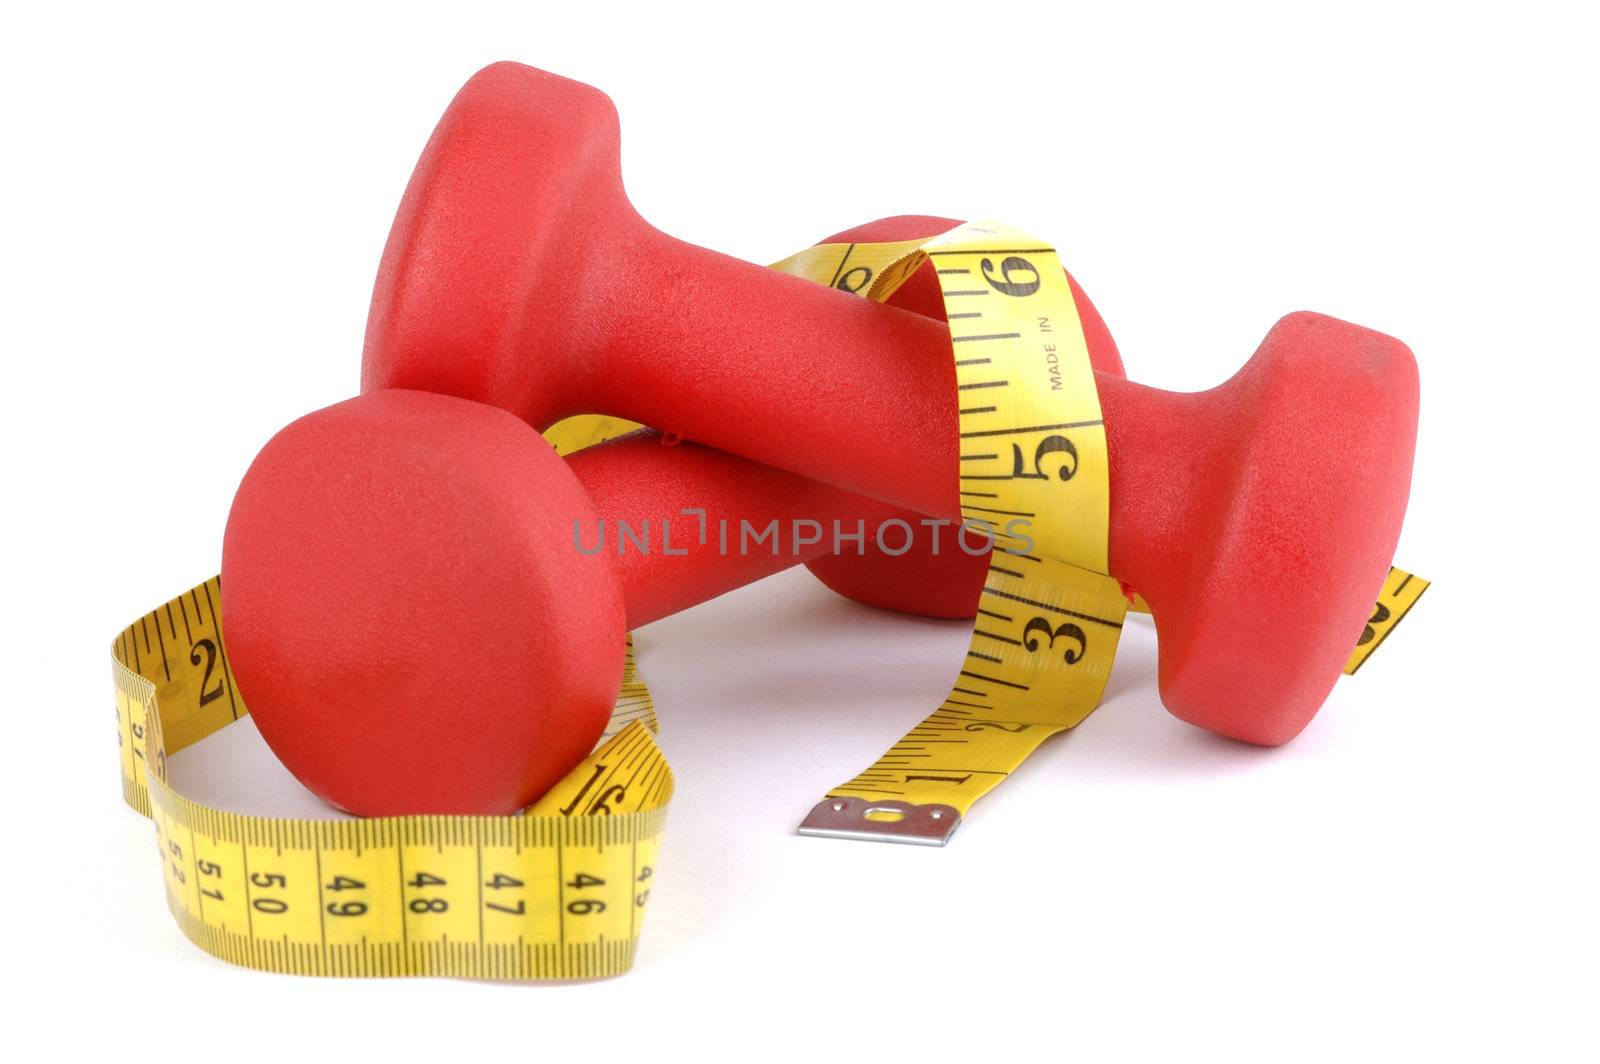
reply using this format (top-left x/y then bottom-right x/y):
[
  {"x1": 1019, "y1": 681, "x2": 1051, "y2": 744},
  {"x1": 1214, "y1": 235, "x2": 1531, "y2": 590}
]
[{"x1": 797, "y1": 797, "x2": 962, "y2": 846}]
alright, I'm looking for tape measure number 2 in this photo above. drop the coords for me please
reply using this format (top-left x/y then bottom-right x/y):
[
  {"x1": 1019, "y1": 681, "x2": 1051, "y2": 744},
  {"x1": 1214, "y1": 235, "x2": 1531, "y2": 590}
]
[{"x1": 114, "y1": 578, "x2": 670, "y2": 980}]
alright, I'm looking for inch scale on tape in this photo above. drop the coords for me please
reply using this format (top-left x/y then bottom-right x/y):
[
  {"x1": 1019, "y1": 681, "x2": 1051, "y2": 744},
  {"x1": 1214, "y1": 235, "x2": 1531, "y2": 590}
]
[
  {"x1": 783, "y1": 224, "x2": 1126, "y2": 845},
  {"x1": 1344, "y1": 566, "x2": 1430, "y2": 675},
  {"x1": 773, "y1": 225, "x2": 1428, "y2": 845}
]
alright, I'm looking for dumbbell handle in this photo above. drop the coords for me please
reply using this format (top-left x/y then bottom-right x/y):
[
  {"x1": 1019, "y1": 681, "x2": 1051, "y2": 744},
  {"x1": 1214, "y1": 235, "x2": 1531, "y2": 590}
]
[{"x1": 569, "y1": 430, "x2": 921, "y2": 628}]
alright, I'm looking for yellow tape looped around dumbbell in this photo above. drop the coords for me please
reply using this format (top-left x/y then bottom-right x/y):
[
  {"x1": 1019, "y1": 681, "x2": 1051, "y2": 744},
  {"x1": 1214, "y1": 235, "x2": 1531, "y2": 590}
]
[
  {"x1": 773, "y1": 223, "x2": 1128, "y2": 844},
  {"x1": 115, "y1": 222, "x2": 1429, "y2": 976},
  {"x1": 114, "y1": 577, "x2": 670, "y2": 980}
]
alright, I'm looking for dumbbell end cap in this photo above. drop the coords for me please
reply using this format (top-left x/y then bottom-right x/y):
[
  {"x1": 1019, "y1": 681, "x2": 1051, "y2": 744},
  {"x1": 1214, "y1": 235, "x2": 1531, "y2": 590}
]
[
  {"x1": 1152, "y1": 311, "x2": 1420, "y2": 746},
  {"x1": 221, "y1": 390, "x2": 625, "y2": 815},
  {"x1": 363, "y1": 61, "x2": 631, "y2": 426}
]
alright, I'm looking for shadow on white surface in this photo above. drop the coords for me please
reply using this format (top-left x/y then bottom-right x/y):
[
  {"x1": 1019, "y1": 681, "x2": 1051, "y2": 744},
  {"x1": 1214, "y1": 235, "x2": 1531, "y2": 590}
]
[{"x1": 166, "y1": 564, "x2": 1296, "y2": 970}]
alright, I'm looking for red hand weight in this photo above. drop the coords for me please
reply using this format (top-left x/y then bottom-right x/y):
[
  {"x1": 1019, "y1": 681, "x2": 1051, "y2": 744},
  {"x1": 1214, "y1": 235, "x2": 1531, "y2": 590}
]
[
  {"x1": 360, "y1": 61, "x2": 1420, "y2": 745},
  {"x1": 223, "y1": 391, "x2": 931, "y2": 814}
]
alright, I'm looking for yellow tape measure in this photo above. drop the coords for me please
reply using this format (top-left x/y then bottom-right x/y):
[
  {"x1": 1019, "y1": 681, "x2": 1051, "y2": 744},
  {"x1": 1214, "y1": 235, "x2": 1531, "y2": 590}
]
[
  {"x1": 114, "y1": 222, "x2": 1427, "y2": 976},
  {"x1": 772, "y1": 224, "x2": 1127, "y2": 842},
  {"x1": 1343, "y1": 565, "x2": 1430, "y2": 675}
]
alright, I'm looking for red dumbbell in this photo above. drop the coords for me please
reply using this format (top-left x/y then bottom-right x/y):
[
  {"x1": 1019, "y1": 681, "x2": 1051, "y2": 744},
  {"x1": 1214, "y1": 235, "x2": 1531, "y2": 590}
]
[
  {"x1": 360, "y1": 61, "x2": 1420, "y2": 745},
  {"x1": 224, "y1": 393, "x2": 931, "y2": 814}
]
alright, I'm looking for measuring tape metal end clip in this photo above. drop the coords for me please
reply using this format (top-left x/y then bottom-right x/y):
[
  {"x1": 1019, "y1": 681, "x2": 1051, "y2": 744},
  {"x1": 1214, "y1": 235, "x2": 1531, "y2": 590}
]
[{"x1": 797, "y1": 798, "x2": 962, "y2": 846}]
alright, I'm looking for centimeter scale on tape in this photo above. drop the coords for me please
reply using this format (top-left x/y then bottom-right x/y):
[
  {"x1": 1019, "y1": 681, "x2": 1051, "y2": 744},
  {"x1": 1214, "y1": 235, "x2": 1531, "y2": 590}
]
[
  {"x1": 115, "y1": 580, "x2": 670, "y2": 980},
  {"x1": 112, "y1": 223, "x2": 1427, "y2": 980}
]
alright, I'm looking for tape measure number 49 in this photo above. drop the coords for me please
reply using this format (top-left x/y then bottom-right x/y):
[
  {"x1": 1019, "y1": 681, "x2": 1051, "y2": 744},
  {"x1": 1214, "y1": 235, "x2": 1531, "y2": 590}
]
[{"x1": 114, "y1": 578, "x2": 670, "y2": 980}]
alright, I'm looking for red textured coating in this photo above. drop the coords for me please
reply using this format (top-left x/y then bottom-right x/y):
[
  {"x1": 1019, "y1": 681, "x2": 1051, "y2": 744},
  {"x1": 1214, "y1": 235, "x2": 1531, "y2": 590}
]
[
  {"x1": 570, "y1": 430, "x2": 919, "y2": 629},
  {"x1": 223, "y1": 390, "x2": 917, "y2": 815},
  {"x1": 801, "y1": 215, "x2": 1127, "y2": 619},
  {"x1": 221, "y1": 392, "x2": 623, "y2": 815},
  {"x1": 1113, "y1": 312, "x2": 1416, "y2": 742},
  {"x1": 363, "y1": 62, "x2": 1419, "y2": 745}
]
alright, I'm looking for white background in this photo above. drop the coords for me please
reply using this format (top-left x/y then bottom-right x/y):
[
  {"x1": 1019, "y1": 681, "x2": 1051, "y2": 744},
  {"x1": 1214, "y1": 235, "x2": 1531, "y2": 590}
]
[{"x1": 3, "y1": 1, "x2": 1596, "y2": 1059}]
